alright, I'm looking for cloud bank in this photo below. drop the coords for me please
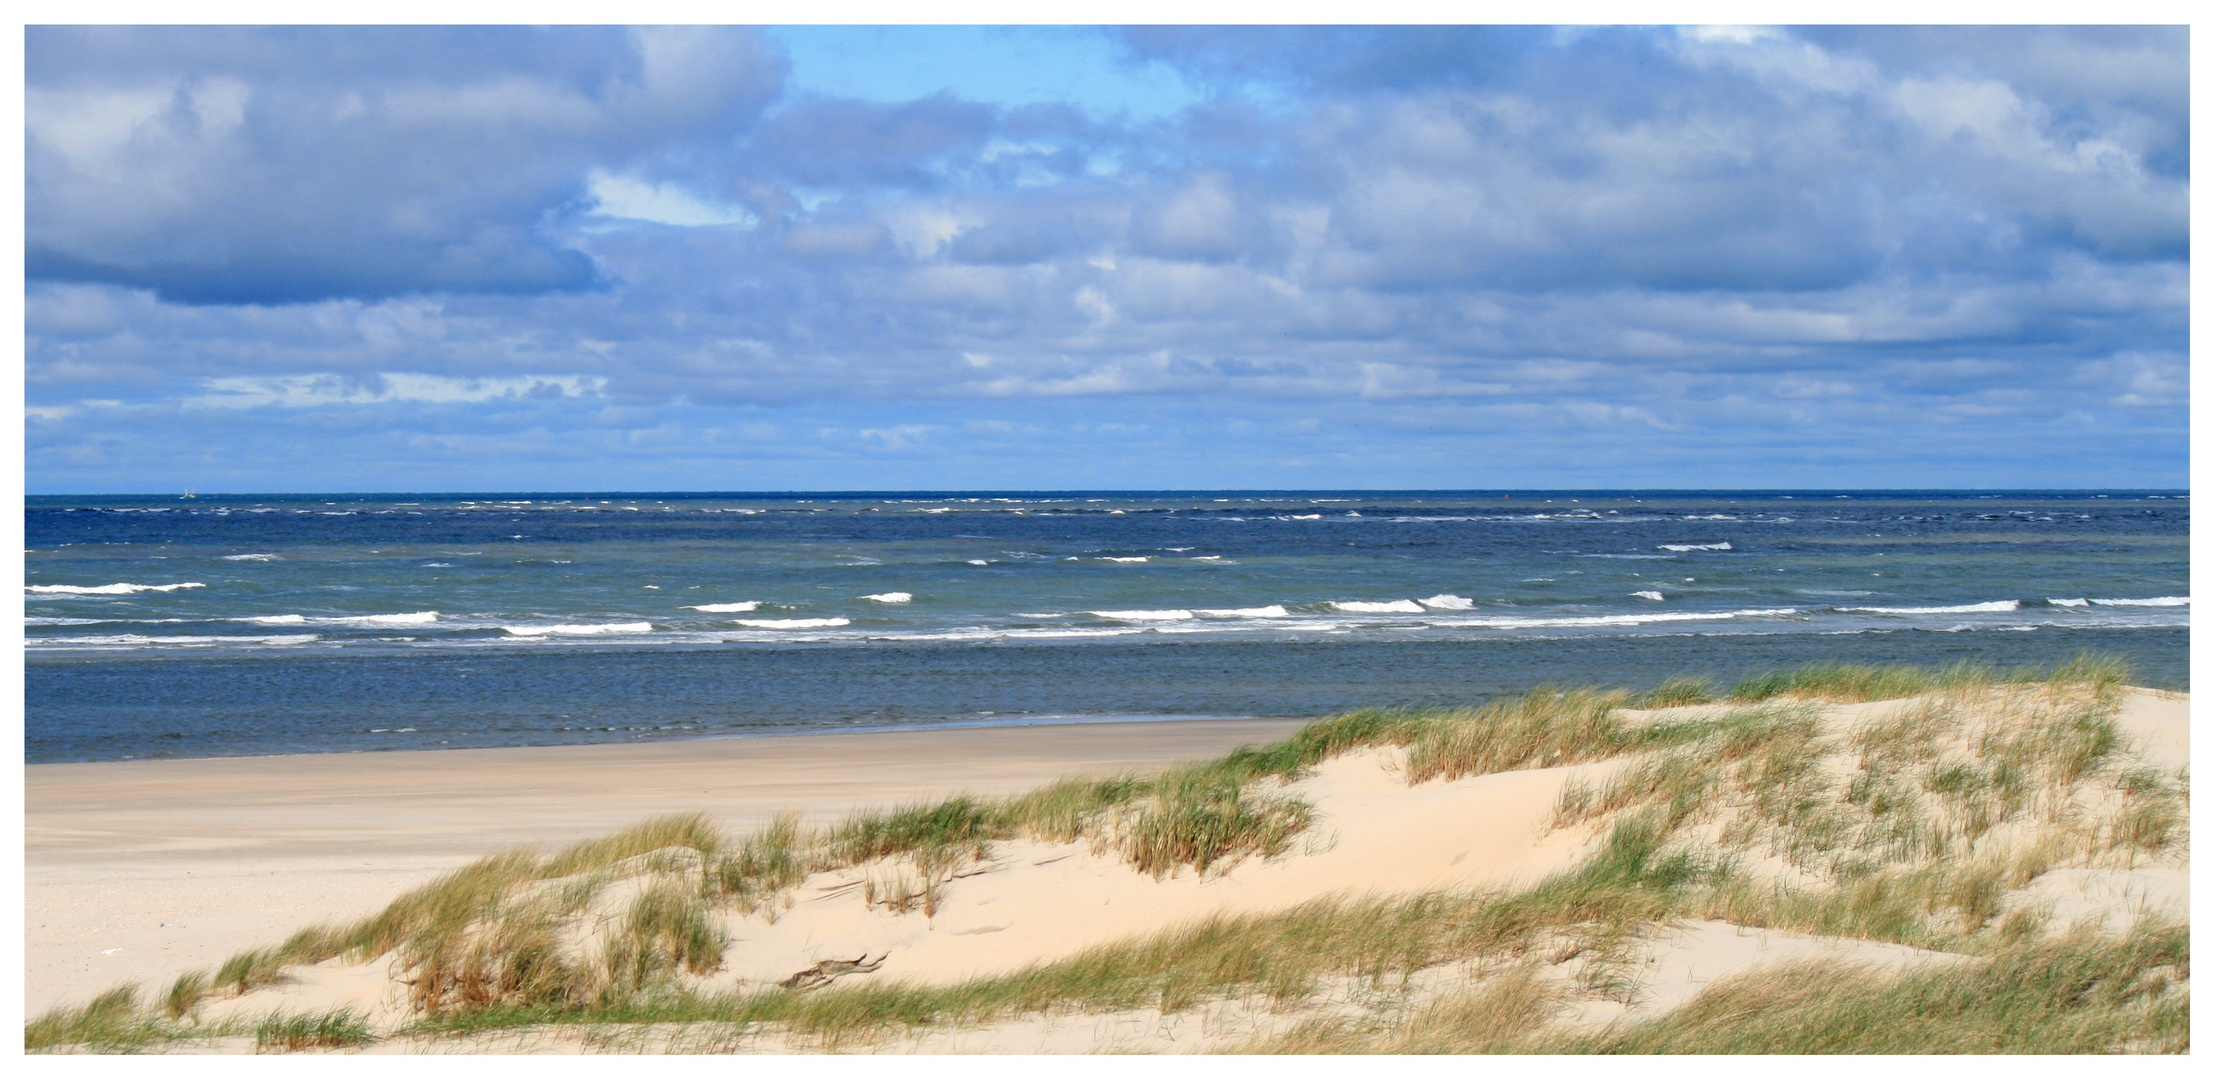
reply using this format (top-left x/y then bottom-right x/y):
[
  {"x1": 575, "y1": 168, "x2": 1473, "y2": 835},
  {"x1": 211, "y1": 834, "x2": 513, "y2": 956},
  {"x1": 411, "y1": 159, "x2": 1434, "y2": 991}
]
[{"x1": 24, "y1": 25, "x2": 2187, "y2": 491}]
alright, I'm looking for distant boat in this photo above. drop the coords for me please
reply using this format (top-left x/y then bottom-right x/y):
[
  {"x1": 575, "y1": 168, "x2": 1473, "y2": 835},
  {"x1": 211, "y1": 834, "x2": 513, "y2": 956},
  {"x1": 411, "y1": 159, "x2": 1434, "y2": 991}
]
[{"x1": 180, "y1": 488, "x2": 197, "y2": 500}]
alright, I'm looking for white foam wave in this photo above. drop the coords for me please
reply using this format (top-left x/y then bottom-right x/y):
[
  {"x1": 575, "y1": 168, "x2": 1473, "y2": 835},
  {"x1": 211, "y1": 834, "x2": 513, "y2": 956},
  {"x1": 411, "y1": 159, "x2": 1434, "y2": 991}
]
[
  {"x1": 967, "y1": 560, "x2": 992, "y2": 566},
  {"x1": 1838, "y1": 600, "x2": 2020, "y2": 615},
  {"x1": 1445, "y1": 608, "x2": 1800, "y2": 630},
  {"x1": 732, "y1": 617, "x2": 850, "y2": 629},
  {"x1": 1092, "y1": 609, "x2": 1194, "y2": 621},
  {"x1": 1631, "y1": 590, "x2": 1666, "y2": 601},
  {"x1": 240, "y1": 611, "x2": 440, "y2": 627},
  {"x1": 689, "y1": 602, "x2": 761, "y2": 613},
  {"x1": 359, "y1": 611, "x2": 440, "y2": 625},
  {"x1": 2048, "y1": 598, "x2": 2089, "y2": 607},
  {"x1": 26, "y1": 581, "x2": 207, "y2": 595},
  {"x1": 862, "y1": 592, "x2": 913, "y2": 604},
  {"x1": 1658, "y1": 542, "x2": 1732, "y2": 552},
  {"x1": 1418, "y1": 594, "x2": 1474, "y2": 610},
  {"x1": 1330, "y1": 600, "x2": 1424, "y2": 614},
  {"x1": 222, "y1": 553, "x2": 279, "y2": 561},
  {"x1": 1101, "y1": 556, "x2": 1149, "y2": 563},
  {"x1": 1005, "y1": 627, "x2": 1146, "y2": 639},
  {"x1": 34, "y1": 633, "x2": 319, "y2": 647},
  {"x1": 2088, "y1": 596, "x2": 2188, "y2": 607},
  {"x1": 1197, "y1": 606, "x2": 1292, "y2": 618},
  {"x1": 24, "y1": 616, "x2": 107, "y2": 626},
  {"x1": 502, "y1": 621, "x2": 654, "y2": 636}
]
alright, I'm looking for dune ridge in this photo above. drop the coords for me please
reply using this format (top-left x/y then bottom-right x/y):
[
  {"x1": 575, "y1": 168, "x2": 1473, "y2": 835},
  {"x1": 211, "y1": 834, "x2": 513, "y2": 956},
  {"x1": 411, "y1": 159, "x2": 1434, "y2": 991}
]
[{"x1": 27, "y1": 659, "x2": 2190, "y2": 1054}]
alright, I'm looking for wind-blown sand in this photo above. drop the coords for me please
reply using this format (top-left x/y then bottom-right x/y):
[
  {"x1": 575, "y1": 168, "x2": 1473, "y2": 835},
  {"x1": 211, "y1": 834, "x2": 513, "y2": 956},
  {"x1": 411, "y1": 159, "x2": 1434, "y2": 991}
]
[{"x1": 26, "y1": 689, "x2": 2190, "y2": 1053}]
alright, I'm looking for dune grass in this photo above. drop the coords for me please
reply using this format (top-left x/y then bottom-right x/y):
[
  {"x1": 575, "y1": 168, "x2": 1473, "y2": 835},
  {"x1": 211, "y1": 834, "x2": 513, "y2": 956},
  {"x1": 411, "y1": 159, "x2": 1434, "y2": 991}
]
[
  {"x1": 1239, "y1": 918, "x2": 2188, "y2": 1054},
  {"x1": 28, "y1": 652, "x2": 2181, "y2": 1054},
  {"x1": 254, "y1": 1008, "x2": 375, "y2": 1053},
  {"x1": 1719, "y1": 654, "x2": 2129, "y2": 706}
]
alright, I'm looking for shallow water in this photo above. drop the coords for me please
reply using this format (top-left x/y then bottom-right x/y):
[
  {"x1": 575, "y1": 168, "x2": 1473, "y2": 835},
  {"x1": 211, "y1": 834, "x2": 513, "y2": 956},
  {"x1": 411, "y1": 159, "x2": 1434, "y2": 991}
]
[{"x1": 24, "y1": 490, "x2": 2187, "y2": 762}]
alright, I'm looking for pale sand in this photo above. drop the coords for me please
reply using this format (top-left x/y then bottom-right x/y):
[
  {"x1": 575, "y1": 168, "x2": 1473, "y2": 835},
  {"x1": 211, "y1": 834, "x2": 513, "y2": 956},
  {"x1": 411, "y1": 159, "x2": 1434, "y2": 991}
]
[
  {"x1": 27, "y1": 688, "x2": 2190, "y2": 1051},
  {"x1": 25, "y1": 718, "x2": 1305, "y2": 1014}
]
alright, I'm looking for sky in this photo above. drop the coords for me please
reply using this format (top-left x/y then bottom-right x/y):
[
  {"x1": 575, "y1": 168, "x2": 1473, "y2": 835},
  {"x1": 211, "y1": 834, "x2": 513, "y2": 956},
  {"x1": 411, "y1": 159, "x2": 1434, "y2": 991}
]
[{"x1": 21, "y1": 24, "x2": 2190, "y2": 493}]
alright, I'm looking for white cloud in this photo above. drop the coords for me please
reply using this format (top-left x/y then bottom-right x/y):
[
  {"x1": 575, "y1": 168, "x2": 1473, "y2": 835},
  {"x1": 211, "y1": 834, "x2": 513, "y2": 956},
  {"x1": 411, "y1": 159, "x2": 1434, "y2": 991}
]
[
  {"x1": 184, "y1": 373, "x2": 608, "y2": 409},
  {"x1": 587, "y1": 172, "x2": 757, "y2": 228}
]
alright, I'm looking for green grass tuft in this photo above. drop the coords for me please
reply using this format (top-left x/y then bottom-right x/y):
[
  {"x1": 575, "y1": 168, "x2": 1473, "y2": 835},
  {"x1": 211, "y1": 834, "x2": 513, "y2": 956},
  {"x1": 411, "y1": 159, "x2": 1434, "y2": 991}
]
[{"x1": 254, "y1": 1008, "x2": 375, "y2": 1053}]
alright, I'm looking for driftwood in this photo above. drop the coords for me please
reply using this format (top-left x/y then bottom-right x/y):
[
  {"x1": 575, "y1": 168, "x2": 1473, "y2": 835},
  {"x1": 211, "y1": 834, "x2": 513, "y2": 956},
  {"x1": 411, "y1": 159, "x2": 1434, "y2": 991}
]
[{"x1": 779, "y1": 952, "x2": 887, "y2": 991}]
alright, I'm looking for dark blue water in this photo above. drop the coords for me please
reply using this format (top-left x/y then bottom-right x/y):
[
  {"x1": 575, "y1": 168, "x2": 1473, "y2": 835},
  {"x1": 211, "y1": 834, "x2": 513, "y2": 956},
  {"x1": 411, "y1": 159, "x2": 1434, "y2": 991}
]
[{"x1": 24, "y1": 491, "x2": 2188, "y2": 762}]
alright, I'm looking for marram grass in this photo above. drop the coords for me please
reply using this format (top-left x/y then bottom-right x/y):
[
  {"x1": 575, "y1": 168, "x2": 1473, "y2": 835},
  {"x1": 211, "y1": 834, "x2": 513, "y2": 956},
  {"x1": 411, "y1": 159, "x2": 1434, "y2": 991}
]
[{"x1": 27, "y1": 653, "x2": 2184, "y2": 1054}]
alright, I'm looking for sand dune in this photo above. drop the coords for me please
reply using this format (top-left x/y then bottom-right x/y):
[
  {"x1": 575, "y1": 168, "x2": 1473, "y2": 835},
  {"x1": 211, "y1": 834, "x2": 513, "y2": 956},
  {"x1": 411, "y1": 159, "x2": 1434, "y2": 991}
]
[
  {"x1": 25, "y1": 718, "x2": 1305, "y2": 1014},
  {"x1": 25, "y1": 685, "x2": 2191, "y2": 1053}
]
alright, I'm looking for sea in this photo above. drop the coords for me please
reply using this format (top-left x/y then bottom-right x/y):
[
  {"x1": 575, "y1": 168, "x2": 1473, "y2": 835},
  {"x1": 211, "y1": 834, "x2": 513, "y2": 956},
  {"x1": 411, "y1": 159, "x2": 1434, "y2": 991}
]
[{"x1": 23, "y1": 491, "x2": 2188, "y2": 764}]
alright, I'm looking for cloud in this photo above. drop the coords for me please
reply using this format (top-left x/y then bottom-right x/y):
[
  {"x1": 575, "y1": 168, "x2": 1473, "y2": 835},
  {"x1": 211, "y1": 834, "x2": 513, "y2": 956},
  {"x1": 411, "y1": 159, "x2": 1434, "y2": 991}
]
[
  {"x1": 22, "y1": 26, "x2": 2188, "y2": 490},
  {"x1": 183, "y1": 373, "x2": 608, "y2": 409},
  {"x1": 26, "y1": 26, "x2": 785, "y2": 303}
]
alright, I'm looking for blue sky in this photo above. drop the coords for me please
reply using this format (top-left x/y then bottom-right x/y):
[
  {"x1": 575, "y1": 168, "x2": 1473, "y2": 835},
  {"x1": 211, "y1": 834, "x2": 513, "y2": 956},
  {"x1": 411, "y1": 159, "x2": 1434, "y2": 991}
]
[{"x1": 23, "y1": 25, "x2": 2188, "y2": 492}]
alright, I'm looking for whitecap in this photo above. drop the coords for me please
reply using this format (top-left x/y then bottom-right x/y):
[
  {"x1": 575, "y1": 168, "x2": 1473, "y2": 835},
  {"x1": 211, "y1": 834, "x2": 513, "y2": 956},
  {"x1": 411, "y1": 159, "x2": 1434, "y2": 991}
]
[
  {"x1": 1658, "y1": 542, "x2": 1732, "y2": 552},
  {"x1": 2048, "y1": 598, "x2": 2090, "y2": 607},
  {"x1": 1101, "y1": 556, "x2": 1149, "y2": 563},
  {"x1": 33, "y1": 633, "x2": 319, "y2": 647},
  {"x1": 1838, "y1": 600, "x2": 2020, "y2": 615},
  {"x1": 689, "y1": 602, "x2": 761, "y2": 613},
  {"x1": 1330, "y1": 600, "x2": 1425, "y2": 614},
  {"x1": 862, "y1": 592, "x2": 913, "y2": 604},
  {"x1": 1440, "y1": 608, "x2": 1800, "y2": 631},
  {"x1": 968, "y1": 559, "x2": 993, "y2": 566},
  {"x1": 358, "y1": 611, "x2": 439, "y2": 625},
  {"x1": 2088, "y1": 596, "x2": 2188, "y2": 607},
  {"x1": 502, "y1": 621, "x2": 654, "y2": 636},
  {"x1": 1632, "y1": 590, "x2": 1666, "y2": 602},
  {"x1": 26, "y1": 582, "x2": 206, "y2": 595},
  {"x1": 241, "y1": 614, "x2": 308, "y2": 625},
  {"x1": 1418, "y1": 594, "x2": 1474, "y2": 610},
  {"x1": 731, "y1": 617, "x2": 851, "y2": 629},
  {"x1": 1196, "y1": 606, "x2": 1292, "y2": 618},
  {"x1": 222, "y1": 553, "x2": 279, "y2": 562},
  {"x1": 1092, "y1": 609, "x2": 1194, "y2": 621},
  {"x1": 1191, "y1": 555, "x2": 1224, "y2": 561}
]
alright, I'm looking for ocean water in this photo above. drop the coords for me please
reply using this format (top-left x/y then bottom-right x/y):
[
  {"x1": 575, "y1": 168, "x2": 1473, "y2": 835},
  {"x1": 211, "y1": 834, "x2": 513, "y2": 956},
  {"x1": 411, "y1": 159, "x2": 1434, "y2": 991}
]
[{"x1": 24, "y1": 491, "x2": 2188, "y2": 763}]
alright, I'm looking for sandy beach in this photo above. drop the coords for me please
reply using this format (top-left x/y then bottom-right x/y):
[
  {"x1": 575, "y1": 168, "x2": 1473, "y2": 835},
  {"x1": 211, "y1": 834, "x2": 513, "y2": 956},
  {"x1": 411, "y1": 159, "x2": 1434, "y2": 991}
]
[
  {"x1": 26, "y1": 682, "x2": 2190, "y2": 1053},
  {"x1": 25, "y1": 718, "x2": 1306, "y2": 1014}
]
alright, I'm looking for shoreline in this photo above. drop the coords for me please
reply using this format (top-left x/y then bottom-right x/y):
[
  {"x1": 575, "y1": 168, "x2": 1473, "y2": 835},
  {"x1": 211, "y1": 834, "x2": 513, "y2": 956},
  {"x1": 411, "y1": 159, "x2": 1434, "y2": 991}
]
[
  {"x1": 26, "y1": 715, "x2": 1309, "y2": 1013},
  {"x1": 28, "y1": 710, "x2": 1286, "y2": 769}
]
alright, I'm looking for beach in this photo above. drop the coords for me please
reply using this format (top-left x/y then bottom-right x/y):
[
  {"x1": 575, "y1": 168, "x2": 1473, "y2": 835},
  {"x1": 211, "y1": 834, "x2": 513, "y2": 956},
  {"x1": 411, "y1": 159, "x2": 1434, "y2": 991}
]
[
  {"x1": 25, "y1": 717, "x2": 1306, "y2": 1015},
  {"x1": 25, "y1": 673, "x2": 2190, "y2": 1053}
]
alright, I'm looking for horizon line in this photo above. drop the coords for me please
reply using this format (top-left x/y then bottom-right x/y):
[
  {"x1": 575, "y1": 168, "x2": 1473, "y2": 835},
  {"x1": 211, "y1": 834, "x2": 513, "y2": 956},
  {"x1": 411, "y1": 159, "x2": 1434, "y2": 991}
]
[{"x1": 24, "y1": 487, "x2": 2191, "y2": 499}]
